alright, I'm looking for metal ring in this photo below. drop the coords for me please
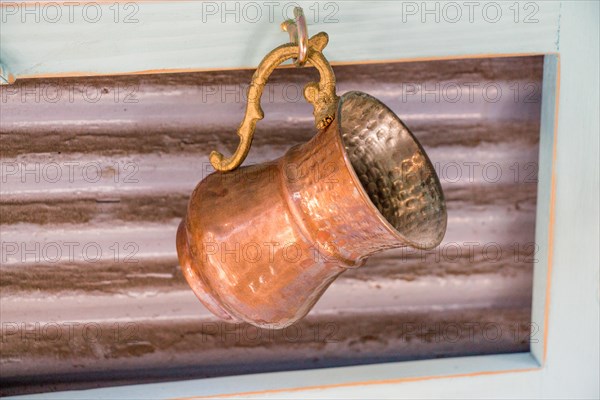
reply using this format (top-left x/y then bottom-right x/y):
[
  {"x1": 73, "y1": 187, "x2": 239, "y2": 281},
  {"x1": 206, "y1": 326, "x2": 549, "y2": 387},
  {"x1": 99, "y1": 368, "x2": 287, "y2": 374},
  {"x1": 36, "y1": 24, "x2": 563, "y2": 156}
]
[
  {"x1": 281, "y1": 7, "x2": 308, "y2": 67},
  {"x1": 294, "y1": 7, "x2": 308, "y2": 66}
]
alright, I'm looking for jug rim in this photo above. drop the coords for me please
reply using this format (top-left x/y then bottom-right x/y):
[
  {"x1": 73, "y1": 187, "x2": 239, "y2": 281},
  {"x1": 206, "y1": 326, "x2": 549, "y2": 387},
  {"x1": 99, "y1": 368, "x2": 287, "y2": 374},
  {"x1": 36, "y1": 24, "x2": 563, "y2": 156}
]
[{"x1": 335, "y1": 91, "x2": 447, "y2": 250}]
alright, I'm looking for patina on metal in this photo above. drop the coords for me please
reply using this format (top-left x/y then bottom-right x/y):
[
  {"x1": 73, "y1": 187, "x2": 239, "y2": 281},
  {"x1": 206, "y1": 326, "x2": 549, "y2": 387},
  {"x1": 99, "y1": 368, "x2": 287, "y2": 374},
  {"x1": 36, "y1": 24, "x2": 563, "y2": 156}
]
[{"x1": 177, "y1": 12, "x2": 447, "y2": 328}]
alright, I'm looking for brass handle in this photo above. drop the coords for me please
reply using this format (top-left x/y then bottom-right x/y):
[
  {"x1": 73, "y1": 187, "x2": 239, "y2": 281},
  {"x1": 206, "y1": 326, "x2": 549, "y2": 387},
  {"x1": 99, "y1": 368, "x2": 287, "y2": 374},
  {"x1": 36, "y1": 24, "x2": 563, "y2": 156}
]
[{"x1": 210, "y1": 32, "x2": 339, "y2": 172}]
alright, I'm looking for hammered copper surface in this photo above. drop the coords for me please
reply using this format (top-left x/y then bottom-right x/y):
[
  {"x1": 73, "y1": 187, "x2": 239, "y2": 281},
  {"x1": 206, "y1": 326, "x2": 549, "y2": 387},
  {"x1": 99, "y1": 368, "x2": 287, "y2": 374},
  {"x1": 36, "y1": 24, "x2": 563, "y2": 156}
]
[{"x1": 177, "y1": 91, "x2": 447, "y2": 328}]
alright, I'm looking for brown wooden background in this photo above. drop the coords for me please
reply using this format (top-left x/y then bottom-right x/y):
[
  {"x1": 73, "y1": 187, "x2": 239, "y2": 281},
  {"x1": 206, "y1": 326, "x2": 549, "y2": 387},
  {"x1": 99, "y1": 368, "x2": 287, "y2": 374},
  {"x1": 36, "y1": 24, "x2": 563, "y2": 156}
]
[{"x1": 0, "y1": 56, "x2": 542, "y2": 395}]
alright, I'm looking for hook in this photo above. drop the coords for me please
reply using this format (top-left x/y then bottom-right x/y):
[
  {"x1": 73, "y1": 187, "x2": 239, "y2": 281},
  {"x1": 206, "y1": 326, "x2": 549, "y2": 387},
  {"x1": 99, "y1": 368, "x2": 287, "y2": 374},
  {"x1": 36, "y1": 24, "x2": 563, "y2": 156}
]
[{"x1": 281, "y1": 7, "x2": 308, "y2": 67}]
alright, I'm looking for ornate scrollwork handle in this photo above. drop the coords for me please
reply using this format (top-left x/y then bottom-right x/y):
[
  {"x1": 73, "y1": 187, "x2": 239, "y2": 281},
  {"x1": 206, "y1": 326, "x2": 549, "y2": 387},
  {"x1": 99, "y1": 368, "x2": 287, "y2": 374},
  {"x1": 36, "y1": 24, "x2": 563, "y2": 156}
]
[{"x1": 209, "y1": 32, "x2": 339, "y2": 172}]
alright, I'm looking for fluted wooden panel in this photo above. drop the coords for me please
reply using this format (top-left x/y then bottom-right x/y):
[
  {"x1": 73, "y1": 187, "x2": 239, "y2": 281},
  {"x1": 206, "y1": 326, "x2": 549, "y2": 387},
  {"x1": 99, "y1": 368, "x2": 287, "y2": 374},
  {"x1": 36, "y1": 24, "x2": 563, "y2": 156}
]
[{"x1": 0, "y1": 56, "x2": 543, "y2": 396}]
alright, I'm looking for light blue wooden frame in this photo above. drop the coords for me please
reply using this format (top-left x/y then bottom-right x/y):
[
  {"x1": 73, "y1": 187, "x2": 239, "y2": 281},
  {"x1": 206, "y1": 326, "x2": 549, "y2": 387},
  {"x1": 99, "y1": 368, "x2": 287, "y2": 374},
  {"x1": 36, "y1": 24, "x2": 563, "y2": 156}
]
[{"x1": 2, "y1": 1, "x2": 598, "y2": 398}]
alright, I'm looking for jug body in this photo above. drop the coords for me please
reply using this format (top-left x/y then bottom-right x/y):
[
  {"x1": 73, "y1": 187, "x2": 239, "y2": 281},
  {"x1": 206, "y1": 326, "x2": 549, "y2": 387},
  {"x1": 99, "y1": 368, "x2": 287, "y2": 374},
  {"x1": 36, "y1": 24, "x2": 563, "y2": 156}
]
[{"x1": 177, "y1": 91, "x2": 447, "y2": 328}]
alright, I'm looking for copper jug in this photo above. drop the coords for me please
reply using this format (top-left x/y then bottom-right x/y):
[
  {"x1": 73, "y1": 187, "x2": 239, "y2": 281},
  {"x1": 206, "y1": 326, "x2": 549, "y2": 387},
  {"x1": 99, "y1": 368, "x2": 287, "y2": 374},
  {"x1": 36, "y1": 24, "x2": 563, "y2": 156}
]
[{"x1": 177, "y1": 31, "x2": 447, "y2": 329}]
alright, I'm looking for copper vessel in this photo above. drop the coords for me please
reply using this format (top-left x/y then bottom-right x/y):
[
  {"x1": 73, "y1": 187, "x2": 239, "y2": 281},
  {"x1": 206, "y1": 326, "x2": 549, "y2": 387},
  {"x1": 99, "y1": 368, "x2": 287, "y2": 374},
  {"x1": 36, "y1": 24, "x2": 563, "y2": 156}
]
[{"x1": 177, "y1": 31, "x2": 446, "y2": 329}]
